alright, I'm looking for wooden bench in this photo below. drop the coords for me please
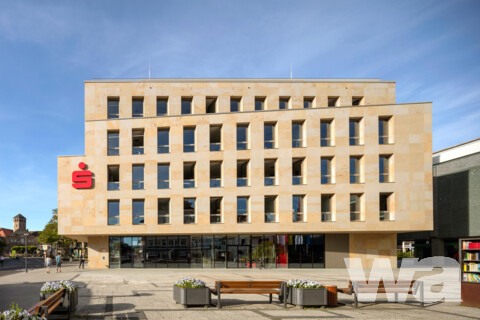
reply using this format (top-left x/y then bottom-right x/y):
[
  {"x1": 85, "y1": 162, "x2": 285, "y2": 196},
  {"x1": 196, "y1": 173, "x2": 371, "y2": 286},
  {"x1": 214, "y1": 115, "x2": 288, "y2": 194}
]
[
  {"x1": 27, "y1": 288, "x2": 70, "y2": 319},
  {"x1": 211, "y1": 281, "x2": 283, "y2": 309},
  {"x1": 338, "y1": 280, "x2": 424, "y2": 308}
]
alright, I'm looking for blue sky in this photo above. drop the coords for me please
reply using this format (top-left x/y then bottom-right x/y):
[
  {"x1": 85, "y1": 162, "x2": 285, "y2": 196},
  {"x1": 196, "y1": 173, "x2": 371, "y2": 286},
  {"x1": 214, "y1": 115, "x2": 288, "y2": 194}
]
[{"x1": 0, "y1": 0, "x2": 479, "y2": 231}]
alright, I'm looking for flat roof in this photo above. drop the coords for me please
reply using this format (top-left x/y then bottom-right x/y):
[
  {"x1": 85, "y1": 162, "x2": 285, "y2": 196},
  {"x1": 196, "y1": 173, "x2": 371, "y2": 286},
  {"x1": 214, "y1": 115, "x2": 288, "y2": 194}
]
[
  {"x1": 85, "y1": 78, "x2": 394, "y2": 84},
  {"x1": 433, "y1": 137, "x2": 480, "y2": 164}
]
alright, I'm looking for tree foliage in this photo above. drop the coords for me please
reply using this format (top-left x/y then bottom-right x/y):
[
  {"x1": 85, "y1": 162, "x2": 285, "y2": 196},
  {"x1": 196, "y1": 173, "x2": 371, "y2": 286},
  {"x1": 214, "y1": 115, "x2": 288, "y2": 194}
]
[
  {"x1": 39, "y1": 209, "x2": 74, "y2": 255},
  {"x1": 10, "y1": 246, "x2": 37, "y2": 254},
  {"x1": 0, "y1": 238, "x2": 6, "y2": 254}
]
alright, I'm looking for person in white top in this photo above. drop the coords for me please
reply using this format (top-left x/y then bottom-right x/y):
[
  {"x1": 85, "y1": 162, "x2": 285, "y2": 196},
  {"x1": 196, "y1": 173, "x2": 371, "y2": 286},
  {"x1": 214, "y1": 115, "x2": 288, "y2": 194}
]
[{"x1": 46, "y1": 255, "x2": 52, "y2": 274}]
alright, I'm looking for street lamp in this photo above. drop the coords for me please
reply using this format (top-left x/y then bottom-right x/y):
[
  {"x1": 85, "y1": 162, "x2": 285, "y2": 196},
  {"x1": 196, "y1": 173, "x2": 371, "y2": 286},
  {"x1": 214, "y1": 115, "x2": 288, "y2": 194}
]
[{"x1": 24, "y1": 232, "x2": 29, "y2": 273}]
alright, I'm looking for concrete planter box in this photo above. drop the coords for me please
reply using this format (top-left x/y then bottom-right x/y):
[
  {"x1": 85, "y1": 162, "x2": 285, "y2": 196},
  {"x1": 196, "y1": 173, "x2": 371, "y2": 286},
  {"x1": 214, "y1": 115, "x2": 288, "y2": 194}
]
[
  {"x1": 291, "y1": 287, "x2": 328, "y2": 308},
  {"x1": 173, "y1": 286, "x2": 211, "y2": 308}
]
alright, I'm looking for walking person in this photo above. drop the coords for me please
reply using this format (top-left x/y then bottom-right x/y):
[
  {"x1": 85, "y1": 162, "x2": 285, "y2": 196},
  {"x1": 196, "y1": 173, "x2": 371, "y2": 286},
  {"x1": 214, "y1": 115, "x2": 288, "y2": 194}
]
[
  {"x1": 79, "y1": 253, "x2": 85, "y2": 269},
  {"x1": 46, "y1": 255, "x2": 52, "y2": 274},
  {"x1": 55, "y1": 252, "x2": 62, "y2": 273}
]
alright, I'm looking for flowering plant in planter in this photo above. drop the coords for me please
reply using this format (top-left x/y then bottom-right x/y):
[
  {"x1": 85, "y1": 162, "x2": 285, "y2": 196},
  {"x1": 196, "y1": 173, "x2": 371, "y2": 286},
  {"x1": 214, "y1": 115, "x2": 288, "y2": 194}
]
[
  {"x1": 174, "y1": 278, "x2": 206, "y2": 289},
  {"x1": 286, "y1": 279, "x2": 323, "y2": 289},
  {"x1": 40, "y1": 281, "x2": 64, "y2": 294},
  {"x1": 40, "y1": 281, "x2": 78, "y2": 294},
  {"x1": 1, "y1": 303, "x2": 43, "y2": 320}
]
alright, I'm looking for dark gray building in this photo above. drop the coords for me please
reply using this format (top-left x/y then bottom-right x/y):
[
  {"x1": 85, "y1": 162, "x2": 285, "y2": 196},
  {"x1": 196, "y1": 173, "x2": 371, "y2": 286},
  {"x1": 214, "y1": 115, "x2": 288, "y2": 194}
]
[{"x1": 398, "y1": 138, "x2": 480, "y2": 259}]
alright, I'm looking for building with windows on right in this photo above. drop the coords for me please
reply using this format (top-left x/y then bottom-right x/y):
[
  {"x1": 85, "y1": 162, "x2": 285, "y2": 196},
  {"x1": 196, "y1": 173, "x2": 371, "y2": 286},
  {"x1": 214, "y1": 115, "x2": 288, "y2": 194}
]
[
  {"x1": 58, "y1": 78, "x2": 433, "y2": 269},
  {"x1": 398, "y1": 138, "x2": 480, "y2": 259}
]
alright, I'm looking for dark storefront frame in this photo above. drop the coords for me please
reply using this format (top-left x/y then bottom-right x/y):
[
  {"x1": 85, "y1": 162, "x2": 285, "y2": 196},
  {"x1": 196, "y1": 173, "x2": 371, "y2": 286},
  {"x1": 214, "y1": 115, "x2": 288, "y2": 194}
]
[{"x1": 109, "y1": 234, "x2": 325, "y2": 268}]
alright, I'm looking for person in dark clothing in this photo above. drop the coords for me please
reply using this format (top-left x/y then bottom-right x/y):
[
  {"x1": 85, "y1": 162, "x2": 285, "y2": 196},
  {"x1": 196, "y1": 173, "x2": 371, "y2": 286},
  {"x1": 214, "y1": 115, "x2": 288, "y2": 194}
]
[{"x1": 79, "y1": 254, "x2": 85, "y2": 269}]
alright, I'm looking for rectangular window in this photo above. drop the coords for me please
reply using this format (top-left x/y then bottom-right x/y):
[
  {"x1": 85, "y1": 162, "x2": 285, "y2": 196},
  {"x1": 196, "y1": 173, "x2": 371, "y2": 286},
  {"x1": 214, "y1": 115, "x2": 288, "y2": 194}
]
[
  {"x1": 183, "y1": 127, "x2": 195, "y2": 152},
  {"x1": 157, "y1": 163, "x2": 169, "y2": 189},
  {"x1": 132, "y1": 129, "x2": 144, "y2": 155},
  {"x1": 321, "y1": 195, "x2": 333, "y2": 222},
  {"x1": 184, "y1": 198, "x2": 196, "y2": 224},
  {"x1": 265, "y1": 196, "x2": 277, "y2": 223},
  {"x1": 158, "y1": 198, "x2": 170, "y2": 224},
  {"x1": 210, "y1": 161, "x2": 222, "y2": 188},
  {"x1": 107, "y1": 165, "x2": 120, "y2": 190},
  {"x1": 237, "y1": 197, "x2": 249, "y2": 223},
  {"x1": 108, "y1": 200, "x2": 119, "y2": 225},
  {"x1": 157, "y1": 128, "x2": 169, "y2": 153},
  {"x1": 380, "y1": 193, "x2": 393, "y2": 221},
  {"x1": 132, "y1": 165, "x2": 144, "y2": 190},
  {"x1": 157, "y1": 97, "x2": 168, "y2": 116},
  {"x1": 320, "y1": 120, "x2": 333, "y2": 147},
  {"x1": 107, "y1": 97, "x2": 119, "y2": 119},
  {"x1": 264, "y1": 122, "x2": 276, "y2": 149},
  {"x1": 237, "y1": 160, "x2": 249, "y2": 187},
  {"x1": 350, "y1": 156, "x2": 361, "y2": 184},
  {"x1": 210, "y1": 197, "x2": 222, "y2": 224},
  {"x1": 352, "y1": 96, "x2": 364, "y2": 106},
  {"x1": 349, "y1": 118, "x2": 361, "y2": 146},
  {"x1": 321, "y1": 157, "x2": 332, "y2": 184},
  {"x1": 236, "y1": 124, "x2": 248, "y2": 150},
  {"x1": 264, "y1": 159, "x2": 277, "y2": 186},
  {"x1": 132, "y1": 199, "x2": 145, "y2": 225},
  {"x1": 230, "y1": 97, "x2": 241, "y2": 112},
  {"x1": 107, "y1": 131, "x2": 119, "y2": 156},
  {"x1": 210, "y1": 125, "x2": 222, "y2": 151},
  {"x1": 206, "y1": 97, "x2": 217, "y2": 113},
  {"x1": 255, "y1": 97, "x2": 265, "y2": 110},
  {"x1": 328, "y1": 96, "x2": 339, "y2": 107},
  {"x1": 379, "y1": 116, "x2": 391, "y2": 144},
  {"x1": 292, "y1": 121, "x2": 304, "y2": 148},
  {"x1": 132, "y1": 97, "x2": 144, "y2": 117},
  {"x1": 379, "y1": 155, "x2": 392, "y2": 183},
  {"x1": 181, "y1": 97, "x2": 192, "y2": 115},
  {"x1": 304, "y1": 97, "x2": 314, "y2": 109},
  {"x1": 292, "y1": 158, "x2": 305, "y2": 185},
  {"x1": 184, "y1": 162, "x2": 196, "y2": 188},
  {"x1": 350, "y1": 194, "x2": 362, "y2": 221},
  {"x1": 292, "y1": 195, "x2": 305, "y2": 222},
  {"x1": 279, "y1": 97, "x2": 290, "y2": 109}
]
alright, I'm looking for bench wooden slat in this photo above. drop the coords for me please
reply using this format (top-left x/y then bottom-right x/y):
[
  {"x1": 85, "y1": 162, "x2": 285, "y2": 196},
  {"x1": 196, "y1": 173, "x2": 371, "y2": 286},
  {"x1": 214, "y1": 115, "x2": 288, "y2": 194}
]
[{"x1": 27, "y1": 288, "x2": 66, "y2": 317}]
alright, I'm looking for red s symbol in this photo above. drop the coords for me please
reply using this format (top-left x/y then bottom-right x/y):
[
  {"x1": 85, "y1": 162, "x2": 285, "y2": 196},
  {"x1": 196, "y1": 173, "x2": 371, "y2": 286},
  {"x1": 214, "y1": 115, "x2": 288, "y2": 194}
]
[{"x1": 72, "y1": 162, "x2": 93, "y2": 189}]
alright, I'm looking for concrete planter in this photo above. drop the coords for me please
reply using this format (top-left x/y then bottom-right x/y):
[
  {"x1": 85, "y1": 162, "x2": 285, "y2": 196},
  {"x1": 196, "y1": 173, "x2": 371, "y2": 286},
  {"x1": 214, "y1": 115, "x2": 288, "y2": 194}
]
[
  {"x1": 173, "y1": 286, "x2": 211, "y2": 308},
  {"x1": 291, "y1": 287, "x2": 328, "y2": 308}
]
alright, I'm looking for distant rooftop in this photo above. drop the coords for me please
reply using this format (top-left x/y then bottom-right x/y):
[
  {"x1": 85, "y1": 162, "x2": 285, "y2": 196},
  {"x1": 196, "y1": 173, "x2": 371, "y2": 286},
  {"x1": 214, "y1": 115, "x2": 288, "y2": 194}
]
[
  {"x1": 86, "y1": 78, "x2": 394, "y2": 83},
  {"x1": 433, "y1": 137, "x2": 480, "y2": 165}
]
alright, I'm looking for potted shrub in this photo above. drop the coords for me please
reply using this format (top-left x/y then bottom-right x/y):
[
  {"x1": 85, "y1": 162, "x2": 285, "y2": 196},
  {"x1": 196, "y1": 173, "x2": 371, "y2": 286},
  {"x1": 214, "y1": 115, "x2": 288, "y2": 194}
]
[
  {"x1": 1, "y1": 303, "x2": 43, "y2": 320},
  {"x1": 40, "y1": 281, "x2": 64, "y2": 300},
  {"x1": 173, "y1": 278, "x2": 210, "y2": 308},
  {"x1": 286, "y1": 279, "x2": 327, "y2": 308},
  {"x1": 40, "y1": 280, "x2": 79, "y2": 313}
]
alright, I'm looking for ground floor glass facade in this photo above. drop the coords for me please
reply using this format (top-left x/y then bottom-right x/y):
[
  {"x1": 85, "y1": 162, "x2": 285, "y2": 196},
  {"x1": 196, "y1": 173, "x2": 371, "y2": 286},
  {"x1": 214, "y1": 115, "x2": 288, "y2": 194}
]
[{"x1": 108, "y1": 234, "x2": 325, "y2": 268}]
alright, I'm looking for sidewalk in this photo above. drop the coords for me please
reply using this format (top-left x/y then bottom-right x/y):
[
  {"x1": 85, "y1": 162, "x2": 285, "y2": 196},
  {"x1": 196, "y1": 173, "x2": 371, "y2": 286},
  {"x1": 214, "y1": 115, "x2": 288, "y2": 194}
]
[{"x1": 1, "y1": 264, "x2": 479, "y2": 319}]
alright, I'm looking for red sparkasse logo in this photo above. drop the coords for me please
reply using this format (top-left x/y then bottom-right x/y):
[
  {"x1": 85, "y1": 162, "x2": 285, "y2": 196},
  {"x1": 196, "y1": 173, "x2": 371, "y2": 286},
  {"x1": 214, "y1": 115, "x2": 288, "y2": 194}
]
[{"x1": 72, "y1": 162, "x2": 93, "y2": 189}]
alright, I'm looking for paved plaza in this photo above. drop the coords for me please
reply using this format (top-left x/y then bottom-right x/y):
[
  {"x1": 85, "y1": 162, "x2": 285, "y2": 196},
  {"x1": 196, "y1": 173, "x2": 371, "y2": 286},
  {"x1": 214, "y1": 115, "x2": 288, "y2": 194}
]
[{"x1": 0, "y1": 263, "x2": 479, "y2": 319}]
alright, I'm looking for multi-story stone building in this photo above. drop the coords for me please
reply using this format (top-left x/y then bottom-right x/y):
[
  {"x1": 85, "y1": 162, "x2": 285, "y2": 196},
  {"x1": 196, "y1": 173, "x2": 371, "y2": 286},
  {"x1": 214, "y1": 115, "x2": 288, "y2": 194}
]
[
  {"x1": 0, "y1": 214, "x2": 39, "y2": 254},
  {"x1": 58, "y1": 78, "x2": 433, "y2": 269}
]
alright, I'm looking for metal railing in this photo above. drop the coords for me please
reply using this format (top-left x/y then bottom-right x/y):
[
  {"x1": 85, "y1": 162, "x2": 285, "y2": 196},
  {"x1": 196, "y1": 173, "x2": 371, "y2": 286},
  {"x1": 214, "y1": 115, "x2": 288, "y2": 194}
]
[
  {"x1": 379, "y1": 135, "x2": 389, "y2": 145},
  {"x1": 379, "y1": 173, "x2": 390, "y2": 183},
  {"x1": 237, "y1": 142, "x2": 248, "y2": 150},
  {"x1": 264, "y1": 214, "x2": 276, "y2": 223},
  {"x1": 183, "y1": 144, "x2": 195, "y2": 152},
  {"x1": 292, "y1": 139, "x2": 303, "y2": 148},
  {"x1": 321, "y1": 138, "x2": 332, "y2": 147},
  {"x1": 350, "y1": 174, "x2": 361, "y2": 184},
  {"x1": 184, "y1": 214, "x2": 195, "y2": 224},
  {"x1": 237, "y1": 214, "x2": 248, "y2": 223},
  {"x1": 264, "y1": 177, "x2": 275, "y2": 186},
  {"x1": 322, "y1": 212, "x2": 332, "y2": 222},
  {"x1": 237, "y1": 178, "x2": 248, "y2": 187},
  {"x1": 108, "y1": 182, "x2": 120, "y2": 191},
  {"x1": 380, "y1": 211, "x2": 394, "y2": 221},
  {"x1": 108, "y1": 147, "x2": 119, "y2": 156},
  {"x1": 292, "y1": 212, "x2": 304, "y2": 222},
  {"x1": 133, "y1": 181, "x2": 144, "y2": 190},
  {"x1": 158, "y1": 216, "x2": 169, "y2": 224},
  {"x1": 321, "y1": 175, "x2": 331, "y2": 184},
  {"x1": 210, "y1": 179, "x2": 222, "y2": 188},
  {"x1": 350, "y1": 211, "x2": 362, "y2": 221},
  {"x1": 264, "y1": 140, "x2": 275, "y2": 149},
  {"x1": 292, "y1": 176, "x2": 303, "y2": 185},
  {"x1": 210, "y1": 143, "x2": 221, "y2": 151},
  {"x1": 108, "y1": 113, "x2": 119, "y2": 119},
  {"x1": 108, "y1": 216, "x2": 119, "y2": 225},
  {"x1": 132, "y1": 146, "x2": 144, "y2": 155},
  {"x1": 157, "y1": 145, "x2": 169, "y2": 154},
  {"x1": 349, "y1": 137, "x2": 360, "y2": 146},
  {"x1": 210, "y1": 215, "x2": 222, "y2": 224},
  {"x1": 158, "y1": 180, "x2": 169, "y2": 189},
  {"x1": 184, "y1": 179, "x2": 195, "y2": 188}
]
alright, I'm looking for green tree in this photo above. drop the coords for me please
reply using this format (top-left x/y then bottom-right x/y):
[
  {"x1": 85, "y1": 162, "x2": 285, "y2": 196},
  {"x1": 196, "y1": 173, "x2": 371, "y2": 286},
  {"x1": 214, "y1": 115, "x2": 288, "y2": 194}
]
[
  {"x1": 0, "y1": 238, "x2": 6, "y2": 254},
  {"x1": 39, "y1": 209, "x2": 74, "y2": 256}
]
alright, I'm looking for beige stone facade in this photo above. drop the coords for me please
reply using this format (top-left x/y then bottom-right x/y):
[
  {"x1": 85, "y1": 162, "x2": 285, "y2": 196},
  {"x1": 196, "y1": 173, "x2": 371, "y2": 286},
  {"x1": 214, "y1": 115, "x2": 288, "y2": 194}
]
[{"x1": 58, "y1": 79, "x2": 432, "y2": 269}]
